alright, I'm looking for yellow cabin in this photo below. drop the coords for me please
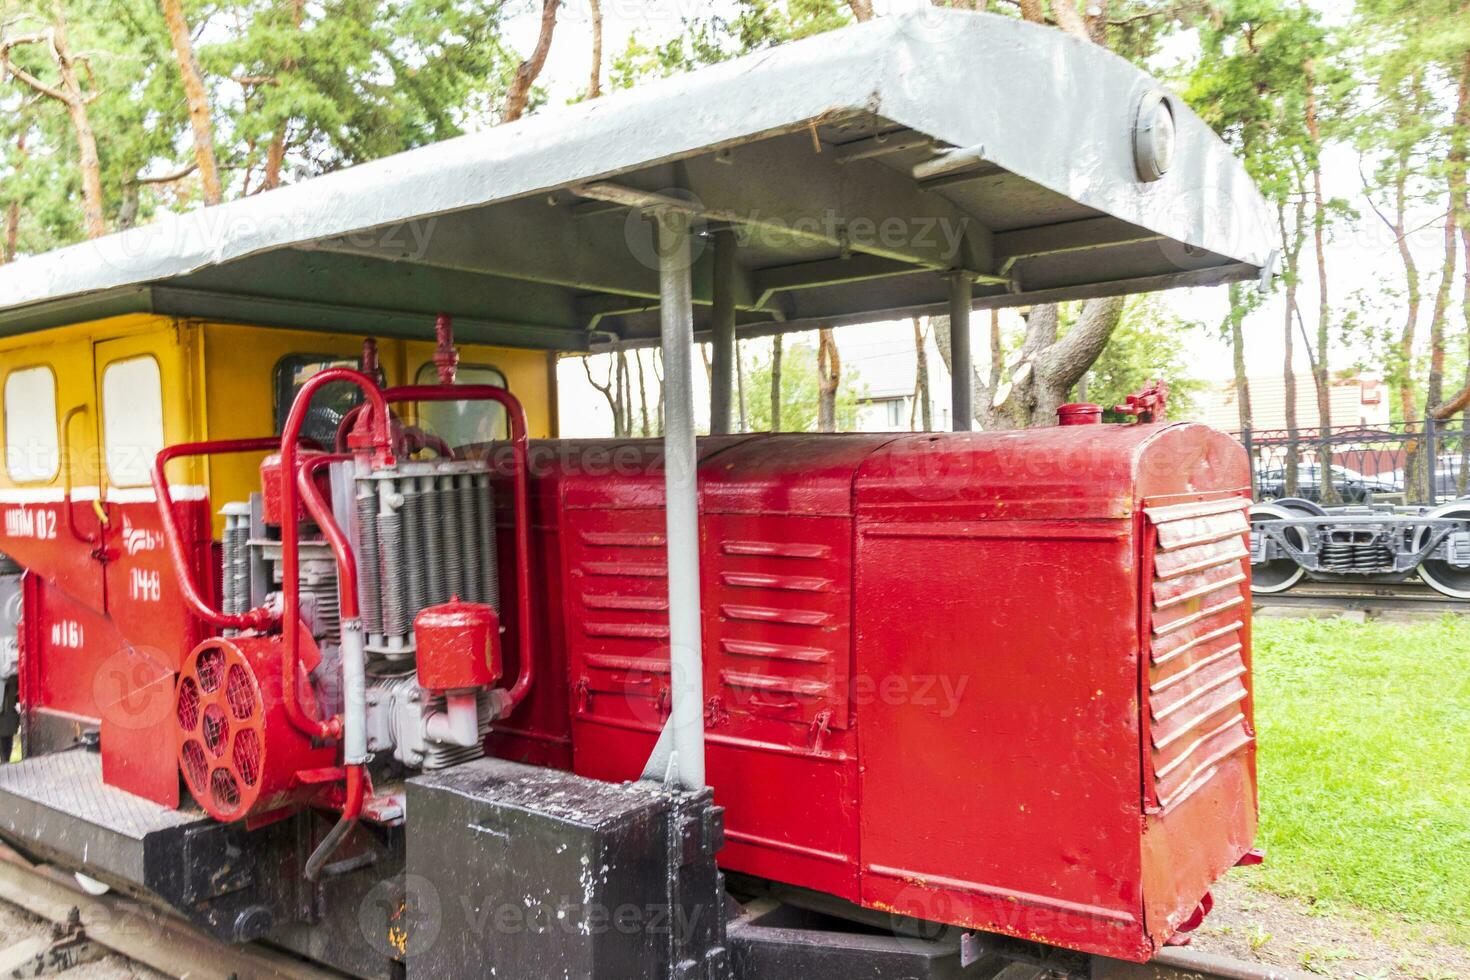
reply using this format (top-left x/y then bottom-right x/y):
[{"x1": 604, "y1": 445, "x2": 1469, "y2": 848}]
[{"x1": 0, "y1": 314, "x2": 557, "y2": 534}]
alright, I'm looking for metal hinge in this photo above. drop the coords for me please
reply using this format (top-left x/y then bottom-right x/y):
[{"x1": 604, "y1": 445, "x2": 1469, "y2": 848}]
[{"x1": 808, "y1": 710, "x2": 832, "y2": 752}]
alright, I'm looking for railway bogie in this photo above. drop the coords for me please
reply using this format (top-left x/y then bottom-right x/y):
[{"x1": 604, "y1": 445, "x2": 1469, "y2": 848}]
[{"x1": 1248, "y1": 499, "x2": 1470, "y2": 598}]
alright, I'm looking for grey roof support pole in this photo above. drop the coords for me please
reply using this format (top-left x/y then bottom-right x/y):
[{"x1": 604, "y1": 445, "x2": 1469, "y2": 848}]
[
  {"x1": 709, "y1": 228, "x2": 737, "y2": 436},
  {"x1": 948, "y1": 273, "x2": 973, "y2": 431},
  {"x1": 642, "y1": 209, "x2": 706, "y2": 791}
]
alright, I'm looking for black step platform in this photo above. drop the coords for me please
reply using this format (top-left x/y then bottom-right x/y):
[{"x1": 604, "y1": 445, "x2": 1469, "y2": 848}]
[{"x1": 0, "y1": 750, "x2": 205, "y2": 888}]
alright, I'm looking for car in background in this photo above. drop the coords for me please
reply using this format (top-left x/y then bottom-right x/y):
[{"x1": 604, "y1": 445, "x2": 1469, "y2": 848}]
[
  {"x1": 1385, "y1": 462, "x2": 1470, "y2": 498},
  {"x1": 1256, "y1": 463, "x2": 1401, "y2": 503}
]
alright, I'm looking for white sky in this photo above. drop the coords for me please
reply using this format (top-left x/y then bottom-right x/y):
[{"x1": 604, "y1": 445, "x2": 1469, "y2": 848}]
[{"x1": 498, "y1": 1, "x2": 1454, "y2": 433}]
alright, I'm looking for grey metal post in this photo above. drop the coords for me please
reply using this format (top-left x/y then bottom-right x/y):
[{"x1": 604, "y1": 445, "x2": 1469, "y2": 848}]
[
  {"x1": 1241, "y1": 426, "x2": 1256, "y2": 498},
  {"x1": 709, "y1": 228, "x2": 737, "y2": 436},
  {"x1": 1426, "y1": 414, "x2": 1439, "y2": 506},
  {"x1": 948, "y1": 273, "x2": 973, "y2": 431},
  {"x1": 646, "y1": 209, "x2": 706, "y2": 791}
]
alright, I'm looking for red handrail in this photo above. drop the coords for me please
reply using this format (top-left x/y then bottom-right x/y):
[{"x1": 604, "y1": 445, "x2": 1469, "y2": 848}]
[
  {"x1": 381, "y1": 384, "x2": 535, "y2": 711},
  {"x1": 297, "y1": 454, "x2": 360, "y2": 620},
  {"x1": 152, "y1": 437, "x2": 284, "y2": 632}
]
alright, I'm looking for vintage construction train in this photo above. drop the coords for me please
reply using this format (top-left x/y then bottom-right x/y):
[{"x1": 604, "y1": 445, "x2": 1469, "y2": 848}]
[{"x1": 0, "y1": 10, "x2": 1279, "y2": 979}]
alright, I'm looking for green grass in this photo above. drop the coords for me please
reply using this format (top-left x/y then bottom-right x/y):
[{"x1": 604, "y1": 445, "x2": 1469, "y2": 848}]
[{"x1": 1246, "y1": 616, "x2": 1470, "y2": 941}]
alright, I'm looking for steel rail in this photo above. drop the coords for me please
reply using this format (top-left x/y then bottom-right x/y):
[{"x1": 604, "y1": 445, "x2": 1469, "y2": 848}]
[
  {"x1": 1091, "y1": 946, "x2": 1315, "y2": 979},
  {"x1": 1252, "y1": 581, "x2": 1470, "y2": 615},
  {"x1": 0, "y1": 842, "x2": 1319, "y2": 980}
]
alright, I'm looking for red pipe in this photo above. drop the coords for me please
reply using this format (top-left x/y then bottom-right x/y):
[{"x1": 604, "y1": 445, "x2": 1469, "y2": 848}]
[
  {"x1": 278, "y1": 368, "x2": 392, "y2": 741},
  {"x1": 304, "y1": 764, "x2": 364, "y2": 881},
  {"x1": 381, "y1": 384, "x2": 535, "y2": 711},
  {"x1": 152, "y1": 437, "x2": 284, "y2": 631},
  {"x1": 298, "y1": 455, "x2": 360, "y2": 621}
]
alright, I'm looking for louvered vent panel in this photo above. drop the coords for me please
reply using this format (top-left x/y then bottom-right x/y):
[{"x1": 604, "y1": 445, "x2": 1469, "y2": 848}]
[{"x1": 1144, "y1": 498, "x2": 1254, "y2": 810}]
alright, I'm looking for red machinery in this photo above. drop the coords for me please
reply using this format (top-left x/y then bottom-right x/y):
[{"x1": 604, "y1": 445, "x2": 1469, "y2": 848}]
[
  {"x1": 528, "y1": 416, "x2": 1256, "y2": 960},
  {"x1": 0, "y1": 354, "x2": 1257, "y2": 973}
]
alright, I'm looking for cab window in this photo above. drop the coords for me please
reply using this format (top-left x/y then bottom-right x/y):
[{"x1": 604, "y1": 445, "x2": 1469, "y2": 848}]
[
  {"x1": 101, "y1": 356, "x2": 164, "y2": 487},
  {"x1": 4, "y1": 366, "x2": 59, "y2": 483},
  {"x1": 414, "y1": 363, "x2": 509, "y2": 447},
  {"x1": 274, "y1": 354, "x2": 362, "y2": 448}
]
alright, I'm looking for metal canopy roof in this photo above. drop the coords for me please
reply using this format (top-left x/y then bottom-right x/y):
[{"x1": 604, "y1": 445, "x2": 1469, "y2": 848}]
[{"x1": 0, "y1": 10, "x2": 1276, "y2": 351}]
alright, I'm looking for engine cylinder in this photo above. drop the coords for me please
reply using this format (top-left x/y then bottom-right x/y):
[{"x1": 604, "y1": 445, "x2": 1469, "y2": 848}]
[{"x1": 174, "y1": 637, "x2": 335, "y2": 822}]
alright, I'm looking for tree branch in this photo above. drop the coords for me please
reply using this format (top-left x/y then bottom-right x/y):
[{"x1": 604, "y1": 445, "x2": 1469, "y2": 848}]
[
  {"x1": 1036, "y1": 295, "x2": 1126, "y2": 393},
  {"x1": 0, "y1": 32, "x2": 69, "y2": 103},
  {"x1": 134, "y1": 161, "x2": 199, "y2": 185},
  {"x1": 502, "y1": 0, "x2": 561, "y2": 123}
]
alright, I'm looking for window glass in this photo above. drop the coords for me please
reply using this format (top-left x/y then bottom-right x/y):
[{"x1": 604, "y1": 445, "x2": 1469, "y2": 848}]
[
  {"x1": 4, "y1": 366, "x2": 59, "y2": 482},
  {"x1": 102, "y1": 356, "x2": 164, "y2": 487},
  {"x1": 414, "y1": 363, "x2": 509, "y2": 448},
  {"x1": 274, "y1": 355, "x2": 362, "y2": 448}
]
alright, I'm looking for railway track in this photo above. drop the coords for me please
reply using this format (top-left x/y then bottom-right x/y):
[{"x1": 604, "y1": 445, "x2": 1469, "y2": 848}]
[
  {"x1": 0, "y1": 846, "x2": 339, "y2": 979},
  {"x1": 1252, "y1": 580, "x2": 1470, "y2": 616},
  {"x1": 0, "y1": 848, "x2": 1311, "y2": 980}
]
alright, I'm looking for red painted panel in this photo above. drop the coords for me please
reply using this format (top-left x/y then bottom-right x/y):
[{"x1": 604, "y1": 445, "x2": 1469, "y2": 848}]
[
  {"x1": 104, "y1": 499, "x2": 210, "y2": 672},
  {"x1": 0, "y1": 499, "x2": 105, "y2": 612},
  {"x1": 851, "y1": 503, "x2": 1145, "y2": 958},
  {"x1": 547, "y1": 425, "x2": 1256, "y2": 961}
]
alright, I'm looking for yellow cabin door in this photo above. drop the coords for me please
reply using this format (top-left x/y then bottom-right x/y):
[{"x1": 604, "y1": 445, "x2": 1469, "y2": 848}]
[{"x1": 92, "y1": 331, "x2": 203, "y2": 667}]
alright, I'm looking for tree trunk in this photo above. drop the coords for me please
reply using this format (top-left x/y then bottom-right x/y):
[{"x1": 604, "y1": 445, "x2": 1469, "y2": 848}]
[
  {"x1": 1051, "y1": 0, "x2": 1091, "y2": 40},
  {"x1": 988, "y1": 310, "x2": 1002, "y2": 393},
  {"x1": 635, "y1": 349, "x2": 650, "y2": 437},
  {"x1": 653, "y1": 349, "x2": 665, "y2": 436},
  {"x1": 817, "y1": 328, "x2": 840, "y2": 432},
  {"x1": 1390, "y1": 150, "x2": 1421, "y2": 424},
  {"x1": 2, "y1": 131, "x2": 22, "y2": 263},
  {"x1": 1425, "y1": 189, "x2": 1459, "y2": 416},
  {"x1": 503, "y1": 0, "x2": 561, "y2": 123},
  {"x1": 2, "y1": 199, "x2": 16, "y2": 263},
  {"x1": 736, "y1": 341, "x2": 747, "y2": 433},
  {"x1": 1305, "y1": 76, "x2": 1337, "y2": 504},
  {"x1": 932, "y1": 313, "x2": 993, "y2": 428},
  {"x1": 616, "y1": 348, "x2": 632, "y2": 437},
  {"x1": 1279, "y1": 199, "x2": 1304, "y2": 497},
  {"x1": 770, "y1": 335, "x2": 783, "y2": 432},
  {"x1": 1447, "y1": 51, "x2": 1470, "y2": 493},
  {"x1": 912, "y1": 318, "x2": 932, "y2": 430},
  {"x1": 261, "y1": 0, "x2": 303, "y2": 191},
  {"x1": 844, "y1": 0, "x2": 874, "y2": 22},
  {"x1": 582, "y1": 355, "x2": 620, "y2": 432},
  {"x1": 1225, "y1": 282, "x2": 1252, "y2": 433},
  {"x1": 996, "y1": 297, "x2": 1126, "y2": 428},
  {"x1": 0, "y1": 9, "x2": 108, "y2": 237},
  {"x1": 587, "y1": 0, "x2": 603, "y2": 99},
  {"x1": 159, "y1": 0, "x2": 222, "y2": 204},
  {"x1": 68, "y1": 104, "x2": 106, "y2": 239}
]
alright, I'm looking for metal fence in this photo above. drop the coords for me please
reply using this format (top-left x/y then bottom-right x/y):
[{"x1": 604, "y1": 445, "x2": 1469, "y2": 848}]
[{"x1": 1233, "y1": 419, "x2": 1470, "y2": 507}]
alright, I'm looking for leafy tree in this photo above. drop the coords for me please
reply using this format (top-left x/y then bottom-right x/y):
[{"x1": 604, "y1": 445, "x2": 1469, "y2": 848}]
[
  {"x1": 743, "y1": 337, "x2": 864, "y2": 433},
  {"x1": 1081, "y1": 295, "x2": 1203, "y2": 420},
  {"x1": 202, "y1": 0, "x2": 518, "y2": 190}
]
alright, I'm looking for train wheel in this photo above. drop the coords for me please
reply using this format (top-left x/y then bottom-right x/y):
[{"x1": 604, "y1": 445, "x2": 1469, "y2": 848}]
[
  {"x1": 1272, "y1": 497, "x2": 1327, "y2": 517},
  {"x1": 1414, "y1": 501, "x2": 1470, "y2": 599},
  {"x1": 1249, "y1": 502, "x2": 1308, "y2": 594}
]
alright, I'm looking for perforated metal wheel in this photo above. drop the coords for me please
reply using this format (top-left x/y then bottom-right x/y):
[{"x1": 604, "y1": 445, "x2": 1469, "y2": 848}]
[{"x1": 174, "y1": 640, "x2": 267, "y2": 822}]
